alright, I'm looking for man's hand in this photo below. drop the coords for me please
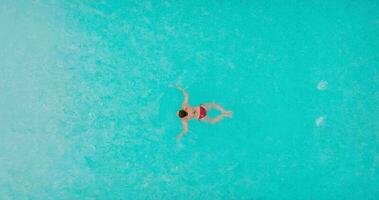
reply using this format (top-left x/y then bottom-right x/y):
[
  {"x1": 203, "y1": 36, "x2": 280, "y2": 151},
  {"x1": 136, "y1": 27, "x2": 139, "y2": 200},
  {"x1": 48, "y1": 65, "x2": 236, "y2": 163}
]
[{"x1": 176, "y1": 84, "x2": 184, "y2": 91}]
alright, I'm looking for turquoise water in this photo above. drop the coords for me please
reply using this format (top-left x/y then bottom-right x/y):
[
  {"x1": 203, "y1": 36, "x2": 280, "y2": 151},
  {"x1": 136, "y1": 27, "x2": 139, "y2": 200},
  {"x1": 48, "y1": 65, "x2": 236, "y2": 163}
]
[{"x1": 1, "y1": 0, "x2": 378, "y2": 199}]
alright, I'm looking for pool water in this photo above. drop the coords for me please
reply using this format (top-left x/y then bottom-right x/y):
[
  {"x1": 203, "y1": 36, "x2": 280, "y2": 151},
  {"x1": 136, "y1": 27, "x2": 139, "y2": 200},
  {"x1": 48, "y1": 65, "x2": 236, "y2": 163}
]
[{"x1": 0, "y1": 1, "x2": 378, "y2": 199}]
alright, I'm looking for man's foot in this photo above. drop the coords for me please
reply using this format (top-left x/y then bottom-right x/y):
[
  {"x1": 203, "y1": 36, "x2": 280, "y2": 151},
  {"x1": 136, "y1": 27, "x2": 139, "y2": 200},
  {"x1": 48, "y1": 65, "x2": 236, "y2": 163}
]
[{"x1": 223, "y1": 111, "x2": 233, "y2": 117}]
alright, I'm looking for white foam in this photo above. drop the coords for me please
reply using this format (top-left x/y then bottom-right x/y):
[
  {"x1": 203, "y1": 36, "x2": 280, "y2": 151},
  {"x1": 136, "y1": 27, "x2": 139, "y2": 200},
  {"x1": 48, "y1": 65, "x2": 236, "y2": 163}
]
[
  {"x1": 317, "y1": 80, "x2": 328, "y2": 91},
  {"x1": 315, "y1": 116, "x2": 326, "y2": 127}
]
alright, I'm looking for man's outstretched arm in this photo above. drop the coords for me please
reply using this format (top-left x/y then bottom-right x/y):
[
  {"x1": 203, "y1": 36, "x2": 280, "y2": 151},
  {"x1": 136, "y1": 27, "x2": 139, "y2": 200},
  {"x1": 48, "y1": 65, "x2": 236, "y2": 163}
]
[
  {"x1": 176, "y1": 120, "x2": 188, "y2": 140},
  {"x1": 177, "y1": 85, "x2": 189, "y2": 107}
]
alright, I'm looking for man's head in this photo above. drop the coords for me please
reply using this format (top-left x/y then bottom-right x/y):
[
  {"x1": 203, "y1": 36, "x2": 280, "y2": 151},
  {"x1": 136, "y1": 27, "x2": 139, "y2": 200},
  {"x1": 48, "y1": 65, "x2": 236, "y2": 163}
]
[{"x1": 177, "y1": 109, "x2": 188, "y2": 118}]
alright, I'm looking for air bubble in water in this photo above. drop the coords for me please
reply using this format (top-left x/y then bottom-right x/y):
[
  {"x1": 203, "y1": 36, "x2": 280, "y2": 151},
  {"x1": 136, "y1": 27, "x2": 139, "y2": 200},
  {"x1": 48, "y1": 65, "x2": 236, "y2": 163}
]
[{"x1": 317, "y1": 80, "x2": 328, "y2": 91}]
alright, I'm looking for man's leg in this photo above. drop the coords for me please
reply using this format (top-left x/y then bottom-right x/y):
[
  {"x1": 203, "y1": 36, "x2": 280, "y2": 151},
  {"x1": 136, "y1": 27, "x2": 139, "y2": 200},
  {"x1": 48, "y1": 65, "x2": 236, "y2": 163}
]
[
  {"x1": 204, "y1": 102, "x2": 228, "y2": 113},
  {"x1": 202, "y1": 114, "x2": 228, "y2": 124}
]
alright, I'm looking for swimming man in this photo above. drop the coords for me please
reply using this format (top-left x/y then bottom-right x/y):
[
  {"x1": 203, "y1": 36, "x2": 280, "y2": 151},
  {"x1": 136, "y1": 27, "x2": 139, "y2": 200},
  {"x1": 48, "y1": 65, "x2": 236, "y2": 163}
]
[{"x1": 176, "y1": 85, "x2": 232, "y2": 140}]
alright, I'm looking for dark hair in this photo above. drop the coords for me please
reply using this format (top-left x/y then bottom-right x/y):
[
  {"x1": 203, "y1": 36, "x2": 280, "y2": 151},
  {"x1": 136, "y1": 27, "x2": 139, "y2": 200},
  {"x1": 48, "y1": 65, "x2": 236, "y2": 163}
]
[{"x1": 178, "y1": 110, "x2": 188, "y2": 118}]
